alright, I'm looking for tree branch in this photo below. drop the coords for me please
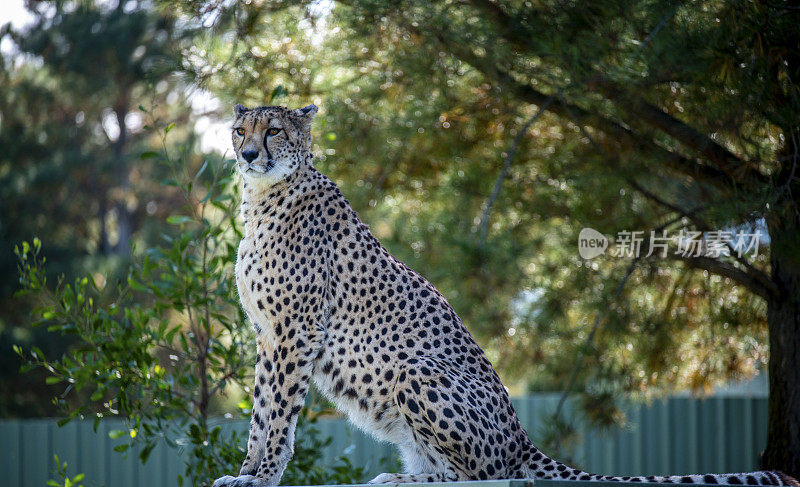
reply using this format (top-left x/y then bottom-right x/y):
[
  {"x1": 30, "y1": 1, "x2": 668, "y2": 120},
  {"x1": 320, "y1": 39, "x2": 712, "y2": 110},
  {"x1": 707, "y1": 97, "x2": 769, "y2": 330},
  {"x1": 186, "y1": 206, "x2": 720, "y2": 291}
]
[
  {"x1": 668, "y1": 253, "x2": 777, "y2": 300},
  {"x1": 593, "y1": 79, "x2": 770, "y2": 188},
  {"x1": 478, "y1": 96, "x2": 555, "y2": 247},
  {"x1": 626, "y1": 177, "x2": 777, "y2": 292},
  {"x1": 625, "y1": 177, "x2": 703, "y2": 220},
  {"x1": 427, "y1": 28, "x2": 734, "y2": 191},
  {"x1": 466, "y1": 0, "x2": 769, "y2": 189},
  {"x1": 561, "y1": 95, "x2": 780, "y2": 302}
]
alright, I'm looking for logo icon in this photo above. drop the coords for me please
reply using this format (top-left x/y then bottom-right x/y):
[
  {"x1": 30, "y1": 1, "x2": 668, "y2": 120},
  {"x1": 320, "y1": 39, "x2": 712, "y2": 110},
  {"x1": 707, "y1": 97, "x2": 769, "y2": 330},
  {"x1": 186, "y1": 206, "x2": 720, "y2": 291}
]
[{"x1": 578, "y1": 227, "x2": 608, "y2": 259}]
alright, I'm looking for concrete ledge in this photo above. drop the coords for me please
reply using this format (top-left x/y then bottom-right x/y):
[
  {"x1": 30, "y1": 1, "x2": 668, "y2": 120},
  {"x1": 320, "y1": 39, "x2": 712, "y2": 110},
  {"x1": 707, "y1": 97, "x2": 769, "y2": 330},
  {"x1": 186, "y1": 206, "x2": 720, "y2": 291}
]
[{"x1": 322, "y1": 481, "x2": 720, "y2": 487}]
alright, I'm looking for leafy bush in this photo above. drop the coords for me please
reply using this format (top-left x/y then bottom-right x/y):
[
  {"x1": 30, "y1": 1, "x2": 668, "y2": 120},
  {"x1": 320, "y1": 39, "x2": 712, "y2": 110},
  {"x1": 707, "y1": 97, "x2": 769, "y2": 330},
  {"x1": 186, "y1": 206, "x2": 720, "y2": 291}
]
[
  {"x1": 49, "y1": 455, "x2": 86, "y2": 487},
  {"x1": 16, "y1": 123, "x2": 364, "y2": 486}
]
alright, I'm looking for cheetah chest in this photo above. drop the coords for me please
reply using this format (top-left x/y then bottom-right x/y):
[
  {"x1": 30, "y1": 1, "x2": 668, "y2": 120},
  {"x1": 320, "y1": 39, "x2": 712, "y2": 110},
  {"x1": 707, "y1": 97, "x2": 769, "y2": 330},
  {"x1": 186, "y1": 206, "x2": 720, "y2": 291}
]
[{"x1": 236, "y1": 237, "x2": 277, "y2": 342}]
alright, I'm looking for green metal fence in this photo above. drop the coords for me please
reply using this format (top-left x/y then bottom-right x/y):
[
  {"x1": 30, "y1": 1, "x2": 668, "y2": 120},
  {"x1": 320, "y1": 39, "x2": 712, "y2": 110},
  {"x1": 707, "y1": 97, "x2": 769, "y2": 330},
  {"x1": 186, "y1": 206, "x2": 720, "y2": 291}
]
[{"x1": 0, "y1": 394, "x2": 768, "y2": 487}]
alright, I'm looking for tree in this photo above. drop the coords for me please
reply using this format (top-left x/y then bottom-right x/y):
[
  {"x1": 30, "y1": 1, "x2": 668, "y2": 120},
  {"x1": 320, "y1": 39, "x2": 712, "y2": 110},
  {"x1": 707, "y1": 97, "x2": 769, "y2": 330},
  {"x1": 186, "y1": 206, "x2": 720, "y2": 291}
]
[
  {"x1": 173, "y1": 0, "x2": 799, "y2": 475},
  {"x1": 0, "y1": 0, "x2": 195, "y2": 415},
  {"x1": 353, "y1": 0, "x2": 800, "y2": 473},
  {"x1": 5, "y1": 0, "x2": 194, "y2": 258}
]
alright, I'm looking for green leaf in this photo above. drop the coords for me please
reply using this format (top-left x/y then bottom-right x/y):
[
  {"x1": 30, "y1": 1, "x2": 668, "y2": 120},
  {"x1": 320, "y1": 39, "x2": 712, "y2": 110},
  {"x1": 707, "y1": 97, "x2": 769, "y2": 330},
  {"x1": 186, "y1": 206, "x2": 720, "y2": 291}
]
[
  {"x1": 166, "y1": 215, "x2": 193, "y2": 225},
  {"x1": 269, "y1": 85, "x2": 286, "y2": 102},
  {"x1": 46, "y1": 376, "x2": 62, "y2": 385},
  {"x1": 164, "y1": 122, "x2": 175, "y2": 134},
  {"x1": 108, "y1": 429, "x2": 126, "y2": 439},
  {"x1": 113, "y1": 444, "x2": 129, "y2": 453},
  {"x1": 194, "y1": 160, "x2": 209, "y2": 182},
  {"x1": 139, "y1": 442, "x2": 155, "y2": 463},
  {"x1": 140, "y1": 151, "x2": 159, "y2": 160}
]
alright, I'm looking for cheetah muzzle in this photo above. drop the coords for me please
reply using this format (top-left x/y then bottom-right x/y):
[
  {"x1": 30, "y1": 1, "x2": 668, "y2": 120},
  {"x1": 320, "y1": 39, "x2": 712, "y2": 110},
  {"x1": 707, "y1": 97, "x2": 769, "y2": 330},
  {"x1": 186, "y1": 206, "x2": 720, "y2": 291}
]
[{"x1": 213, "y1": 104, "x2": 799, "y2": 487}]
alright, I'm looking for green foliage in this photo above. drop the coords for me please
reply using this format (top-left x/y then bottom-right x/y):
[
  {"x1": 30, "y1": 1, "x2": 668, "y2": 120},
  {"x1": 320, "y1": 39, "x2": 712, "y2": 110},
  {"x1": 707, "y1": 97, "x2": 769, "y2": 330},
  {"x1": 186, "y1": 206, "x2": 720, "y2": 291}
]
[
  {"x1": 0, "y1": 0, "x2": 197, "y2": 417},
  {"x1": 282, "y1": 412, "x2": 366, "y2": 486},
  {"x1": 48, "y1": 454, "x2": 86, "y2": 487},
  {"x1": 15, "y1": 121, "x2": 364, "y2": 486}
]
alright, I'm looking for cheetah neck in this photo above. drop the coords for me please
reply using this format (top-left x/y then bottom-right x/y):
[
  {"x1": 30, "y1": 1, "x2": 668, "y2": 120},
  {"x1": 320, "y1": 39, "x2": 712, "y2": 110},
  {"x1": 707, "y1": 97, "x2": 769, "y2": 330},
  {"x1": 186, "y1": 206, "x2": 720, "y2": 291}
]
[{"x1": 240, "y1": 162, "x2": 315, "y2": 236}]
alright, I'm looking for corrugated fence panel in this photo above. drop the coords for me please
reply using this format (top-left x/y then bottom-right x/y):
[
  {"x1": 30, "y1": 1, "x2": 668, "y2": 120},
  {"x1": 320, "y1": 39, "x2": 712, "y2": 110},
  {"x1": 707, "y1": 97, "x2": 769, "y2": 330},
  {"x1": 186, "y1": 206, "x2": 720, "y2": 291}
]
[
  {"x1": 2, "y1": 395, "x2": 768, "y2": 487},
  {"x1": 508, "y1": 395, "x2": 767, "y2": 477}
]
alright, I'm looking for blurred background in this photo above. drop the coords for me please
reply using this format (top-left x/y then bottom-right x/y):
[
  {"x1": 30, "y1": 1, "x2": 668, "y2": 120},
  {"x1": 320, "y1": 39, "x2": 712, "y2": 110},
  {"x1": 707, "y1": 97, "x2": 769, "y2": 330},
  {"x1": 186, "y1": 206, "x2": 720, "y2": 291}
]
[{"x1": 1, "y1": 0, "x2": 798, "y2": 486}]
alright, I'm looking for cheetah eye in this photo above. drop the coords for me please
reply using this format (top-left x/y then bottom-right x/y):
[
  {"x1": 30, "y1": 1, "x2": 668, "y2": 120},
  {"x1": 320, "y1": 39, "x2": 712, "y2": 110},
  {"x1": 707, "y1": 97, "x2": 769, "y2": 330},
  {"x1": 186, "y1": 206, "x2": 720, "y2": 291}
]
[
  {"x1": 266, "y1": 127, "x2": 281, "y2": 136},
  {"x1": 235, "y1": 128, "x2": 245, "y2": 136}
]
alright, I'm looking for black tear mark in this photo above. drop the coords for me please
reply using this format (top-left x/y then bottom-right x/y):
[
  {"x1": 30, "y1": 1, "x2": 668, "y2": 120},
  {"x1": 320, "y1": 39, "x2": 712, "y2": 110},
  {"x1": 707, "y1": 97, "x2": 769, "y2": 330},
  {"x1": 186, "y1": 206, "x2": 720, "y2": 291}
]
[{"x1": 263, "y1": 117, "x2": 276, "y2": 160}]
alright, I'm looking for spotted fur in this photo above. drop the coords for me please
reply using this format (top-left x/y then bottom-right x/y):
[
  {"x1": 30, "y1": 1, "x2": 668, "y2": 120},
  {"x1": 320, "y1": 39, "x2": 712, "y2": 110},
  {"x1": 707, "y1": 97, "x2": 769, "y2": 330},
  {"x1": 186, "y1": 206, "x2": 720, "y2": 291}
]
[{"x1": 212, "y1": 104, "x2": 799, "y2": 487}]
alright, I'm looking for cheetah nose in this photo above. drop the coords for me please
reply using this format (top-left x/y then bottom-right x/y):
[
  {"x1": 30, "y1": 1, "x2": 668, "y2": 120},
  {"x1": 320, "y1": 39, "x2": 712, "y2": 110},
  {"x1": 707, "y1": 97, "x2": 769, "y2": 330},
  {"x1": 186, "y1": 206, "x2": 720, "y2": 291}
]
[{"x1": 242, "y1": 150, "x2": 259, "y2": 163}]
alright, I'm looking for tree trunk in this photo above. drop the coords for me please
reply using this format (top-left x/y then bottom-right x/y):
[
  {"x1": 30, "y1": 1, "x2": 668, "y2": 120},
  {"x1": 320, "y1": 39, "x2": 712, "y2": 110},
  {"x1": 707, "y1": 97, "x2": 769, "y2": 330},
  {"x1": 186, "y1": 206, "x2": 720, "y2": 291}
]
[
  {"x1": 99, "y1": 190, "x2": 110, "y2": 255},
  {"x1": 762, "y1": 217, "x2": 800, "y2": 479},
  {"x1": 112, "y1": 98, "x2": 132, "y2": 257}
]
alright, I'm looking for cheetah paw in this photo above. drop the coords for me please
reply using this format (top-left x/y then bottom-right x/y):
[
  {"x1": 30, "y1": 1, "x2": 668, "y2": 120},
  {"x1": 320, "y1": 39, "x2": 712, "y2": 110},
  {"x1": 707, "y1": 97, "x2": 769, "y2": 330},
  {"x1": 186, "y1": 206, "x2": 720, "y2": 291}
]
[
  {"x1": 368, "y1": 473, "x2": 403, "y2": 484},
  {"x1": 212, "y1": 474, "x2": 271, "y2": 487}
]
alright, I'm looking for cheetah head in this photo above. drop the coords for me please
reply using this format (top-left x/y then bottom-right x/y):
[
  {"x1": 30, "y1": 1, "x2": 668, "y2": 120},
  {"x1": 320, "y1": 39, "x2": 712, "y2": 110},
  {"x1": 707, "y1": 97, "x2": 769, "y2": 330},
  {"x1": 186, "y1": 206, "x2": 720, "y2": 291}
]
[{"x1": 231, "y1": 103, "x2": 318, "y2": 186}]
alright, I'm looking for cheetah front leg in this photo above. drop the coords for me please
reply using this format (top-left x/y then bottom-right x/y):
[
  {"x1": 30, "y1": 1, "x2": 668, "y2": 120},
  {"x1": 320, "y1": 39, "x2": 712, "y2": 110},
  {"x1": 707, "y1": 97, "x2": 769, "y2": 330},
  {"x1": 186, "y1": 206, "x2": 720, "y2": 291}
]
[
  {"x1": 238, "y1": 336, "x2": 274, "y2": 477},
  {"x1": 213, "y1": 319, "x2": 325, "y2": 487}
]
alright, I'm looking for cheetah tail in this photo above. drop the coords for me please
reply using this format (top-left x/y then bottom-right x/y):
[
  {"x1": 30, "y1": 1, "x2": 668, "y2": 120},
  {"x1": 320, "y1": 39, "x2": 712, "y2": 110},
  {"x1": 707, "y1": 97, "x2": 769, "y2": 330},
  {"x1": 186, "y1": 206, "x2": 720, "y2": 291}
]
[{"x1": 775, "y1": 471, "x2": 800, "y2": 486}]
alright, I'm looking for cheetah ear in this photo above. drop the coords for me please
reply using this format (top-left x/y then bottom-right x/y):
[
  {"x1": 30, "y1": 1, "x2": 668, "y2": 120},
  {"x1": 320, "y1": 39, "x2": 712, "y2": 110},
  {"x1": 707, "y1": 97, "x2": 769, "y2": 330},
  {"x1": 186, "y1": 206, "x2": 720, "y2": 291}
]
[
  {"x1": 233, "y1": 104, "x2": 249, "y2": 117},
  {"x1": 291, "y1": 104, "x2": 318, "y2": 131}
]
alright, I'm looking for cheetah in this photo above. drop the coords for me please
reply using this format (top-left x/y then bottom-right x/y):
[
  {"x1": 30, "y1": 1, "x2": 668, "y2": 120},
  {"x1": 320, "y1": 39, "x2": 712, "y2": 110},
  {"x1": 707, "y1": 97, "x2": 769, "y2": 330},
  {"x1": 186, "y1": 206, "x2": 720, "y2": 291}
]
[{"x1": 212, "y1": 104, "x2": 799, "y2": 487}]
